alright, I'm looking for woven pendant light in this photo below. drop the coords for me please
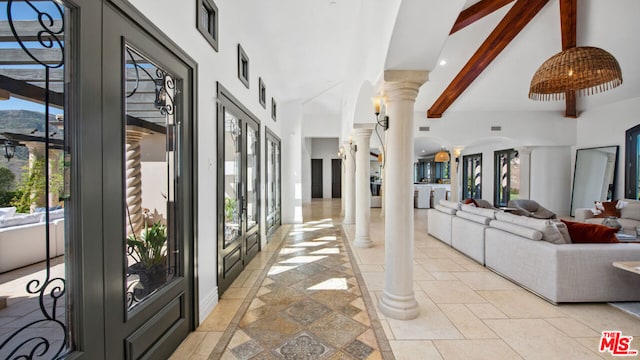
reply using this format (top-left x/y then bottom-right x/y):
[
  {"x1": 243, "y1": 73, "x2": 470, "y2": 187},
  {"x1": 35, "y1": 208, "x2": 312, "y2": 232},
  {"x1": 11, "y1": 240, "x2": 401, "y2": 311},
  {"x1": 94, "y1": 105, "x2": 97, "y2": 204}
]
[
  {"x1": 529, "y1": 46, "x2": 622, "y2": 101},
  {"x1": 434, "y1": 148, "x2": 450, "y2": 162}
]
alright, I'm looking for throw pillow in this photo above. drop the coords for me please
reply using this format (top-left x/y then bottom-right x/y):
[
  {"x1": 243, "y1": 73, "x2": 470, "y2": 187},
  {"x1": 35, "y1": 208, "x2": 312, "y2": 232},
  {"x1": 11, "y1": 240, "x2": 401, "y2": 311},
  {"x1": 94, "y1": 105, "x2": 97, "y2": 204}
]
[
  {"x1": 463, "y1": 198, "x2": 477, "y2": 206},
  {"x1": 620, "y1": 203, "x2": 640, "y2": 221},
  {"x1": 560, "y1": 219, "x2": 619, "y2": 243},
  {"x1": 593, "y1": 200, "x2": 620, "y2": 218}
]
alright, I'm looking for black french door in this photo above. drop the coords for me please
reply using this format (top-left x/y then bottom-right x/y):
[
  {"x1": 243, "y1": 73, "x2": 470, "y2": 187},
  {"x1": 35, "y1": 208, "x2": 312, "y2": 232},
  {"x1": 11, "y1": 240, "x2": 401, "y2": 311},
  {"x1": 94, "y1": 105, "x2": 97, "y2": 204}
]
[
  {"x1": 217, "y1": 84, "x2": 261, "y2": 295},
  {"x1": 102, "y1": 3, "x2": 195, "y2": 359}
]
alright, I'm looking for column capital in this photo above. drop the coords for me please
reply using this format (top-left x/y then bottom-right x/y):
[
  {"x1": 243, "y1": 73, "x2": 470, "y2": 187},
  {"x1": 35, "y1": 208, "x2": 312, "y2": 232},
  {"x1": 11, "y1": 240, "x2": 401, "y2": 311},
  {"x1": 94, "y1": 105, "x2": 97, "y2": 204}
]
[
  {"x1": 353, "y1": 128, "x2": 373, "y2": 138},
  {"x1": 383, "y1": 70, "x2": 429, "y2": 103}
]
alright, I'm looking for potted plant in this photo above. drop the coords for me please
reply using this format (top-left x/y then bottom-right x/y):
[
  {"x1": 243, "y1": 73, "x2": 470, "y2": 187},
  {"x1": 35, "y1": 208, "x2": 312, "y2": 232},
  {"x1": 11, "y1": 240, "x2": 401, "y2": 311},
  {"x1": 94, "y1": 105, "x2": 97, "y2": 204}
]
[{"x1": 127, "y1": 221, "x2": 168, "y2": 297}]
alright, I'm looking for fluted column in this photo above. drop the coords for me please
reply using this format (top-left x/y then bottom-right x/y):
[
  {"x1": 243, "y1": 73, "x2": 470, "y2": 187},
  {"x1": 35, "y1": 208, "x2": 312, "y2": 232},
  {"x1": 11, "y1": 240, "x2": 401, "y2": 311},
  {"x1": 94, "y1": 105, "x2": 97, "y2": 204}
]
[
  {"x1": 343, "y1": 140, "x2": 356, "y2": 224},
  {"x1": 379, "y1": 70, "x2": 428, "y2": 320},
  {"x1": 340, "y1": 146, "x2": 346, "y2": 217},
  {"x1": 354, "y1": 128, "x2": 373, "y2": 248},
  {"x1": 126, "y1": 128, "x2": 147, "y2": 237}
]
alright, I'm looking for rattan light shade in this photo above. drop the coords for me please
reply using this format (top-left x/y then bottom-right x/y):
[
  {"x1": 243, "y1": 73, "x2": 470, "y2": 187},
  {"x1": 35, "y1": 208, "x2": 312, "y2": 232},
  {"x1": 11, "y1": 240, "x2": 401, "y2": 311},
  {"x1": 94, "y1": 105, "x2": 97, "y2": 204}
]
[
  {"x1": 434, "y1": 149, "x2": 450, "y2": 162},
  {"x1": 529, "y1": 46, "x2": 622, "y2": 101}
]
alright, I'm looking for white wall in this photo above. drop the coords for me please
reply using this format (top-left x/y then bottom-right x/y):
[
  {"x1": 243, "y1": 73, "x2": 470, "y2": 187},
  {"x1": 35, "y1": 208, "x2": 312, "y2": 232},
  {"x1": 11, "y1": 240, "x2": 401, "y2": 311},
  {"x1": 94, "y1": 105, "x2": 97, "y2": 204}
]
[
  {"x1": 282, "y1": 101, "x2": 304, "y2": 224},
  {"x1": 310, "y1": 138, "x2": 339, "y2": 199},
  {"x1": 577, "y1": 97, "x2": 640, "y2": 200},
  {"x1": 129, "y1": 0, "x2": 286, "y2": 323}
]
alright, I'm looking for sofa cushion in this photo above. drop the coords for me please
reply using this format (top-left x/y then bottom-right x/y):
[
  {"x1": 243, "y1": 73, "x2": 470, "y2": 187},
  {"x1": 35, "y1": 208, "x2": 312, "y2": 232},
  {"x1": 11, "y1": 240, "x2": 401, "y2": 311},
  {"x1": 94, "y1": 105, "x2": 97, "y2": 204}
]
[
  {"x1": 556, "y1": 222, "x2": 571, "y2": 244},
  {"x1": 474, "y1": 199, "x2": 496, "y2": 209},
  {"x1": 456, "y1": 210, "x2": 492, "y2": 225},
  {"x1": 621, "y1": 203, "x2": 640, "y2": 221},
  {"x1": 0, "y1": 206, "x2": 17, "y2": 218},
  {"x1": 439, "y1": 200, "x2": 461, "y2": 210},
  {"x1": 461, "y1": 204, "x2": 496, "y2": 219},
  {"x1": 434, "y1": 204, "x2": 456, "y2": 215},
  {"x1": 489, "y1": 220, "x2": 543, "y2": 240},
  {"x1": 494, "y1": 212, "x2": 567, "y2": 244},
  {"x1": 561, "y1": 219, "x2": 619, "y2": 243},
  {"x1": 593, "y1": 200, "x2": 620, "y2": 218},
  {"x1": 0, "y1": 213, "x2": 44, "y2": 228}
]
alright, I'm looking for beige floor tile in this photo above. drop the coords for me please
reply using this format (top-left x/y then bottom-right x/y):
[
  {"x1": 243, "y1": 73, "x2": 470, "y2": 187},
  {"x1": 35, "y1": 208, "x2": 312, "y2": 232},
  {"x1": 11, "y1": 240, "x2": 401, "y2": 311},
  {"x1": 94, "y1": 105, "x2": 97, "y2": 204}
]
[
  {"x1": 220, "y1": 287, "x2": 251, "y2": 300},
  {"x1": 416, "y1": 280, "x2": 487, "y2": 304},
  {"x1": 227, "y1": 329, "x2": 252, "y2": 349},
  {"x1": 389, "y1": 340, "x2": 443, "y2": 360},
  {"x1": 193, "y1": 332, "x2": 223, "y2": 357},
  {"x1": 385, "y1": 291, "x2": 463, "y2": 340},
  {"x1": 453, "y1": 271, "x2": 519, "y2": 291},
  {"x1": 434, "y1": 339, "x2": 523, "y2": 360},
  {"x1": 197, "y1": 299, "x2": 242, "y2": 332},
  {"x1": 545, "y1": 317, "x2": 601, "y2": 337},
  {"x1": 574, "y1": 337, "x2": 622, "y2": 360},
  {"x1": 465, "y1": 303, "x2": 508, "y2": 319},
  {"x1": 421, "y1": 259, "x2": 467, "y2": 272},
  {"x1": 361, "y1": 272, "x2": 386, "y2": 290},
  {"x1": 413, "y1": 264, "x2": 437, "y2": 280},
  {"x1": 438, "y1": 304, "x2": 498, "y2": 339},
  {"x1": 485, "y1": 319, "x2": 601, "y2": 360},
  {"x1": 357, "y1": 264, "x2": 384, "y2": 272},
  {"x1": 380, "y1": 319, "x2": 395, "y2": 340},
  {"x1": 477, "y1": 289, "x2": 566, "y2": 318},
  {"x1": 169, "y1": 332, "x2": 206, "y2": 359},
  {"x1": 429, "y1": 272, "x2": 458, "y2": 281},
  {"x1": 558, "y1": 304, "x2": 640, "y2": 336}
]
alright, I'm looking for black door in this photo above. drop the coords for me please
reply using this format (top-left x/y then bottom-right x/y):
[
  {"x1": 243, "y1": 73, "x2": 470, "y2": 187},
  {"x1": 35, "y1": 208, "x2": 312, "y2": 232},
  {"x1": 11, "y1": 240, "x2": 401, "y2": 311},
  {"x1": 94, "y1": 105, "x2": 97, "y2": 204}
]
[
  {"x1": 332, "y1": 159, "x2": 342, "y2": 198},
  {"x1": 311, "y1": 159, "x2": 323, "y2": 198},
  {"x1": 217, "y1": 84, "x2": 261, "y2": 295},
  {"x1": 102, "y1": 4, "x2": 195, "y2": 359}
]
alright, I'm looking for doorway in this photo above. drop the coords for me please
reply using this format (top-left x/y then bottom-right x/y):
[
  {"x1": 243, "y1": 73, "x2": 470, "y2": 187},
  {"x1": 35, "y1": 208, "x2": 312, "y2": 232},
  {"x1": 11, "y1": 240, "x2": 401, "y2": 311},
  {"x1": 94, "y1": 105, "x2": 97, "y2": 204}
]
[
  {"x1": 332, "y1": 159, "x2": 342, "y2": 198},
  {"x1": 266, "y1": 129, "x2": 281, "y2": 236},
  {"x1": 311, "y1": 159, "x2": 323, "y2": 198},
  {"x1": 217, "y1": 84, "x2": 261, "y2": 295}
]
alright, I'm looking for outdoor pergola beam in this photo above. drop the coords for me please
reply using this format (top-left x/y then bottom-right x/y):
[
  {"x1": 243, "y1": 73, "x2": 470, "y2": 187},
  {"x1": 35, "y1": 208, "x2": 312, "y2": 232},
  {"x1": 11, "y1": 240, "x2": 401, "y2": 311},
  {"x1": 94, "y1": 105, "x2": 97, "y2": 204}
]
[
  {"x1": 450, "y1": 0, "x2": 515, "y2": 35},
  {"x1": 428, "y1": 0, "x2": 550, "y2": 118},
  {"x1": 0, "y1": 20, "x2": 62, "y2": 42},
  {"x1": 0, "y1": 74, "x2": 63, "y2": 108},
  {"x1": 560, "y1": 0, "x2": 577, "y2": 118}
]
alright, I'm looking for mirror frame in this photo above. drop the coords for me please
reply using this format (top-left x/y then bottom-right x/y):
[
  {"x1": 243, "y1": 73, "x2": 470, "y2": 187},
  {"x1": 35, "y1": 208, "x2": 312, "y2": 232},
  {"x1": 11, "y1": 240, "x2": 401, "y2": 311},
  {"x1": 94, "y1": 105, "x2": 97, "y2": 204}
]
[{"x1": 570, "y1": 145, "x2": 619, "y2": 216}]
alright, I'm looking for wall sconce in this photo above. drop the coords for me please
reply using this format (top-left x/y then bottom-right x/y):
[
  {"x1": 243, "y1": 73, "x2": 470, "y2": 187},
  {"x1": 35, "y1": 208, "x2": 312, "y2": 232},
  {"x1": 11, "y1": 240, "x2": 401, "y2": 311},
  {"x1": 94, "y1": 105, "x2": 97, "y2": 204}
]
[
  {"x1": 3, "y1": 141, "x2": 16, "y2": 161},
  {"x1": 371, "y1": 96, "x2": 389, "y2": 130},
  {"x1": 348, "y1": 136, "x2": 357, "y2": 153},
  {"x1": 337, "y1": 147, "x2": 346, "y2": 160}
]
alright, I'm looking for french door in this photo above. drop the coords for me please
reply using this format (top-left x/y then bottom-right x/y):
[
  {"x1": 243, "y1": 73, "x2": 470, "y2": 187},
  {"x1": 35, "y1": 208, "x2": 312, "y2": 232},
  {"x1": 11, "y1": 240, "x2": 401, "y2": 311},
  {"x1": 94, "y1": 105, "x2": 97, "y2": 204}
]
[
  {"x1": 102, "y1": 3, "x2": 195, "y2": 359},
  {"x1": 217, "y1": 84, "x2": 261, "y2": 295},
  {"x1": 265, "y1": 129, "x2": 281, "y2": 236}
]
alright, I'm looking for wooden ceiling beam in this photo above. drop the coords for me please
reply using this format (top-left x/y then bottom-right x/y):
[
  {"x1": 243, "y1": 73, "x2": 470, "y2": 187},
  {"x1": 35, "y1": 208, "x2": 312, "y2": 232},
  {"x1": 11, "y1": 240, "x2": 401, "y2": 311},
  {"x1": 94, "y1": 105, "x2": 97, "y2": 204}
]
[
  {"x1": 428, "y1": 0, "x2": 550, "y2": 118},
  {"x1": 450, "y1": 0, "x2": 515, "y2": 35},
  {"x1": 560, "y1": 0, "x2": 577, "y2": 118}
]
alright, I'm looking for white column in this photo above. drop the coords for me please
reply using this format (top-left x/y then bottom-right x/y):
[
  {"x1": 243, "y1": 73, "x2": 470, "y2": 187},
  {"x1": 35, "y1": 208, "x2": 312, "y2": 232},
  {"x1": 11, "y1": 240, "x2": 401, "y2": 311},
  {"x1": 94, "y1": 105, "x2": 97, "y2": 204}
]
[
  {"x1": 449, "y1": 147, "x2": 464, "y2": 202},
  {"x1": 344, "y1": 140, "x2": 356, "y2": 224},
  {"x1": 516, "y1": 146, "x2": 532, "y2": 199},
  {"x1": 379, "y1": 70, "x2": 428, "y2": 320},
  {"x1": 340, "y1": 146, "x2": 346, "y2": 217},
  {"x1": 354, "y1": 128, "x2": 373, "y2": 248},
  {"x1": 126, "y1": 128, "x2": 147, "y2": 237}
]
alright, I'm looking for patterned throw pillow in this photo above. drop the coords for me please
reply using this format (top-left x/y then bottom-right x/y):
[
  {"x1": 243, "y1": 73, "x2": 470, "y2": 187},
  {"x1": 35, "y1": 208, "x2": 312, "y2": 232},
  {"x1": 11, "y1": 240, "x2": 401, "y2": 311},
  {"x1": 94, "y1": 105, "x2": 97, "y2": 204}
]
[{"x1": 592, "y1": 200, "x2": 620, "y2": 218}]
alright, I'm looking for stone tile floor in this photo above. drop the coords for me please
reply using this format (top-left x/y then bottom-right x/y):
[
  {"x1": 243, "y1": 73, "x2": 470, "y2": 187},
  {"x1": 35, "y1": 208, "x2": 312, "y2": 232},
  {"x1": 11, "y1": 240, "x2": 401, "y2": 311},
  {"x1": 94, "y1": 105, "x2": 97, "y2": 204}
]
[{"x1": 174, "y1": 199, "x2": 640, "y2": 360}]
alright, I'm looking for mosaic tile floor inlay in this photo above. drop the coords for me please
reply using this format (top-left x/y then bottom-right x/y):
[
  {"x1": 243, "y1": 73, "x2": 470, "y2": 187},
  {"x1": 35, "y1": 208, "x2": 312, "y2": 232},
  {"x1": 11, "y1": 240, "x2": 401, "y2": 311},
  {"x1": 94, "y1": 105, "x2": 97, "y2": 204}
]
[{"x1": 211, "y1": 219, "x2": 393, "y2": 359}]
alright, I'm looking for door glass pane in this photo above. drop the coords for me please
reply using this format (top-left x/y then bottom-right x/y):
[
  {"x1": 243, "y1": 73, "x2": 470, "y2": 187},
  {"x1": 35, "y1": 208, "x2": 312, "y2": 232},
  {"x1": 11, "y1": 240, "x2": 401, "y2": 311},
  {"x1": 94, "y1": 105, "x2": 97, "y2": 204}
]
[
  {"x1": 224, "y1": 111, "x2": 241, "y2": 245},
  {"x1": 637, "y1": 135, "x2": 640, "y2": 199},
  {"x1": 0, "y1": 1, "x2": 72, "y2": 357},
  {"x1": 275, "y1": 141, "x2": 281, "y2": 215},
  {"x1": 246, "y1": 124, "x2": 258, "y2": 229},
  {"x1": 124, "y1": 46, "x2": 179, "y2": 310},
  {"x1": 473, "y1": 157, "x2": 482, "y2": 198},
  {"x1": 509, "y1": 152, "x2": 520, "y2": 201},
  {"x1": 266, "y1": 138, "x2": 275, "y2": 225}
]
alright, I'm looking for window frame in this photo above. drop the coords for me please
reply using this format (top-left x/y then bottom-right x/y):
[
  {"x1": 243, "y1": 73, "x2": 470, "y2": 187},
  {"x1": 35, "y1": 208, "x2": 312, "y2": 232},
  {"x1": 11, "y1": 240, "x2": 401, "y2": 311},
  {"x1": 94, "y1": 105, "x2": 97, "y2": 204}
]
[
  {"x1": 462, "y1": 153, "x2": 482, "y2": 200},
  {"x1": 196, "y1": 0, "x2": 219, "y2": 51},
  {"x1": 258, "y1": 77, "x2": 266, "y2": 108},
  {"x1": 237, "y1": 44, "x2": 250, "y2": 88},
  {"x1": 625, "y1": 123, "x2": 640, "y2": 199},
  {"x1": 271, "y1": 97, "x2": 277, "y2": 121},
  {"x1": 494, "y1": 148, "x2": 519, "y2": 207}
]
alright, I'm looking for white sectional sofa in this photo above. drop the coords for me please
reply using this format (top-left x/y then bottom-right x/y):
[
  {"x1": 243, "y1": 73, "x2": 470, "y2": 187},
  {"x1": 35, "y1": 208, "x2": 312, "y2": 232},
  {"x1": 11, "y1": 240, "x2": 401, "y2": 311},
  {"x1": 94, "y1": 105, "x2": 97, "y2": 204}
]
[
  {"x1": 575, "y1": 198, "x2": 640, "y2": 234},
  {"x1": 428, "y1": 201, "x2": 640, "y2": 303},
  {"x1": 427, "y1": 200, "x2": 459, "y2": 246},
  {"x1": 0, "y1": 208, "x2": 65, "y2": 273}
]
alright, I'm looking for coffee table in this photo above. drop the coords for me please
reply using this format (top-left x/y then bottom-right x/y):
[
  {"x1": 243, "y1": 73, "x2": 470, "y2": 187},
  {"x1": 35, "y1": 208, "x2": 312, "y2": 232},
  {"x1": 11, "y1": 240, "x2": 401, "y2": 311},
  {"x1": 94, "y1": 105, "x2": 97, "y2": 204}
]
[{"x1": 612, "y1": 261, "x2": 640, "y2": 275}]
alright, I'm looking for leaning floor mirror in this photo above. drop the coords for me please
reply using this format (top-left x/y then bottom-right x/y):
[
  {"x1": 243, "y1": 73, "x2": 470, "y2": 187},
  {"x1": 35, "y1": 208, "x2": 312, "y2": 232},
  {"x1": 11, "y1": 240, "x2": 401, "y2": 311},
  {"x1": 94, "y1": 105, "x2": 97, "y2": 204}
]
[{"x1": 570, "y1": 145, "x2": 619, "y2": 216}]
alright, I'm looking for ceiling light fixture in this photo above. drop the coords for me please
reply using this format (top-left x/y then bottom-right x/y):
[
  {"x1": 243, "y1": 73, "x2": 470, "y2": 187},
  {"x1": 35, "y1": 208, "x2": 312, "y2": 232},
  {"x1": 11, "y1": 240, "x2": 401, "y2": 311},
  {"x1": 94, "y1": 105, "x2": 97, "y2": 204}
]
[
  {"x1": 529, "y1": 46, "x2": 622, "y2": 101},
  {"x1": 439, "y1": 60, "x2": 447, "y2": 66},
  {"x1": 434, "y1": 148, "x2": 450, "y2": 162}
]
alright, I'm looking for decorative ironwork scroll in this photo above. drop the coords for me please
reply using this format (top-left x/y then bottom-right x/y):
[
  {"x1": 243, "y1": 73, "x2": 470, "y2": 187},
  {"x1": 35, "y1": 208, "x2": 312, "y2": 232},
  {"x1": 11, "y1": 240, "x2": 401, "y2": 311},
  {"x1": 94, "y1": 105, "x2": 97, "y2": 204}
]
[
  {"x1": 0, "y1": 1, "x2": 69, "y2": 359},
  {"x1": 125, "y1": 47, "x2": 175, "y2": 116}
]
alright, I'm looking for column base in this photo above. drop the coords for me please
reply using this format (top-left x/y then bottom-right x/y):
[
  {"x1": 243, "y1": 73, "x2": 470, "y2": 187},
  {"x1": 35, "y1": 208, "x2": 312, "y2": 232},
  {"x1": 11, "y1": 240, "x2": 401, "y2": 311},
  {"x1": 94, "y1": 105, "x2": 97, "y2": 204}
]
[
  {"x1": 343, "y1": 217, "x2": 355, "y2": 225},
  {"x1": 378, "y1": 290, "x2": 419, "y2": 320},
  {"x1": 353, "y1": 236, "x2": 373, "y2": 248}
]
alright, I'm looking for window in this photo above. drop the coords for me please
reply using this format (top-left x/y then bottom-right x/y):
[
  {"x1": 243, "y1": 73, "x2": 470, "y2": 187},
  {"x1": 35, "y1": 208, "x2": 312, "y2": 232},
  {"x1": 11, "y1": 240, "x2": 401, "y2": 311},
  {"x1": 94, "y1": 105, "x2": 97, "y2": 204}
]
[
  {"x1": 625, "y1": 123, "x2": 640, "y2": 199},
  {"x1": 462, "y1": 153, "x2": 482, "y2": 199},
  {"x1": 197, "y1": 0, "x2": 218, "y2": 51},
  {"x1": 259, "y1": 77, "x2": 266, "y2": 108},
  {"x1": 237, "y1": 44, "x2": 249, "y2": 88},
  {"x1": 494, "y1": 149, "x2": 520, "y2": 207},
  {"x1": 271, "y1": 97, "x2": 277, "y2": 121}
]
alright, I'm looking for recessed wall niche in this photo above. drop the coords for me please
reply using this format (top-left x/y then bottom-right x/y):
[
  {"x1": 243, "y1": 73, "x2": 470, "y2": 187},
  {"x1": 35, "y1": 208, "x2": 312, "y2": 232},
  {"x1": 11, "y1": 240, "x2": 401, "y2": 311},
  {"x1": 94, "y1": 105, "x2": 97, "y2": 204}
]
[
  {"x1": 197, "y1": 0, "x2": 218, "y2": 51},
  {"x1": 259, "y1": 77, "x2": 266, "y2": 108},
  {"x1": 271, "y1": 97, "x2": 277, "y2": 121}
]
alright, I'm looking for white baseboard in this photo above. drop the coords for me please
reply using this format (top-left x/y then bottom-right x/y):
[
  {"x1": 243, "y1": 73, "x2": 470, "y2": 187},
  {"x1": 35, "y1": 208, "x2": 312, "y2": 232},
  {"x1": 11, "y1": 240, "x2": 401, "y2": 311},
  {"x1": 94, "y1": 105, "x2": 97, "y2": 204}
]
[
  {"x1": 199, "y1": 288, "x2": 219, "y2": 324},
  {"x1": 282, "y1": 217, "x2": 303, "y2": 224}
]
